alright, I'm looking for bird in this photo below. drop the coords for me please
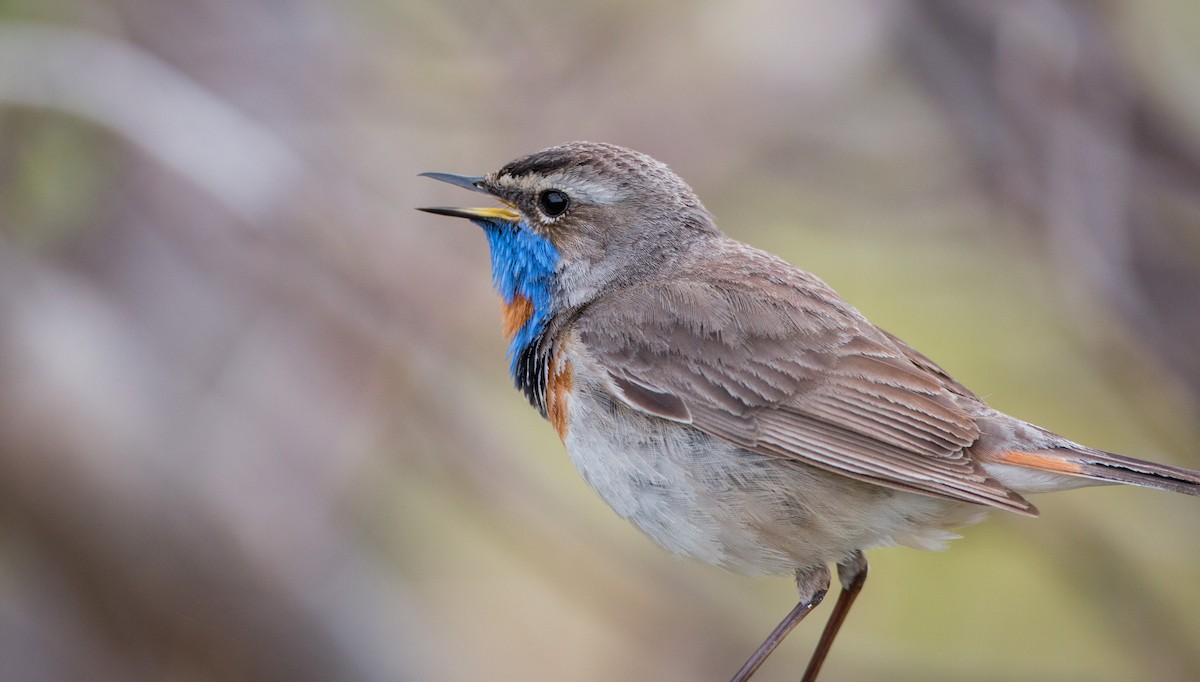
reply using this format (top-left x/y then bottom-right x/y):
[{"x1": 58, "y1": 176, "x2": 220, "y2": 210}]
[{"x1": 417, "y1": 141, "x2": 1200, "y2": 681}]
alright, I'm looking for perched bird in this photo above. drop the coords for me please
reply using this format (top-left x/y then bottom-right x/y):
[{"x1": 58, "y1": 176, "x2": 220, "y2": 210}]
[{"x1": 418, "y1": 142, "x2": 1200, "y2": 681}]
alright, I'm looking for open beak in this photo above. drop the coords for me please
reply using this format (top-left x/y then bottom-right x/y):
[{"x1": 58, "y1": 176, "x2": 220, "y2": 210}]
[{"x1": 417, "y1": 172, "x2": 521, "y2": 222}]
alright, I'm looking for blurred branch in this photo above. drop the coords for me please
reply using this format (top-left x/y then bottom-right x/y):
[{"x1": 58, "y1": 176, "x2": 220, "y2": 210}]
[
  {"x1": 0, "y1": 243, "x2": 424, "y2": 682},
  {"x1": 0, "y1": 23, "x2": 301, "y2": 221},
  {"x1": 898, "y1": 0, "x2": 1200, "y2": 419}
]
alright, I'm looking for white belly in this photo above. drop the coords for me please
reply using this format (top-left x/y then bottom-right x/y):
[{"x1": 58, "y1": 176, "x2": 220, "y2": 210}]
[{"x1": 561, "y1": 376, "x2": 987, "y2": 576}]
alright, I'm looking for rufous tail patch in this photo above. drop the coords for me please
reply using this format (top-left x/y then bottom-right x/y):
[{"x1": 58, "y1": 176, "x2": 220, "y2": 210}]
[{"x1": 998, "y1": 450, "x2": 1084, "y2": 475}]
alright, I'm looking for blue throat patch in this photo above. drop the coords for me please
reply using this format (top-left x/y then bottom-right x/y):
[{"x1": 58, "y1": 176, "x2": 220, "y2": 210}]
[{"x1": 475, "y1": 218, "x2": 561, "y2": 378}]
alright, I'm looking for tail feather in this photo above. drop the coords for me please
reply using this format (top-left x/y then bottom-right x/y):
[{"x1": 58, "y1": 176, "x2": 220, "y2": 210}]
[{"x1": 999, "y1": 448, "x2": 1200, "y2": 496}]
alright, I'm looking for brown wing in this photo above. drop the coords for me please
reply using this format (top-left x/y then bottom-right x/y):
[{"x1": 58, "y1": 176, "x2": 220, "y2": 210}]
[{"x1": 575, "y1": 240, "x2": 1035, "y2": 515}]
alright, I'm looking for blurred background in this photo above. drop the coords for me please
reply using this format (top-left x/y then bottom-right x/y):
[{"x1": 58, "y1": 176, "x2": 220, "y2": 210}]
[{"x1": 1, "y1": 1, "x2": 1199, "y2": 680}]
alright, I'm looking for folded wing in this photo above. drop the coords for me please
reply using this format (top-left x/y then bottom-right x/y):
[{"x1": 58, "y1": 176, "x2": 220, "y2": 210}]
[{"x1": 577, "y1": 246, "x2": 1035, "y2": 515}]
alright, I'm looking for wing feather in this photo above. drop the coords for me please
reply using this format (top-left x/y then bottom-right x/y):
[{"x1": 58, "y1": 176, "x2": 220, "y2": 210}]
[{"x1": 575, "y1": 239, "x2": 1034, "y2": 515}]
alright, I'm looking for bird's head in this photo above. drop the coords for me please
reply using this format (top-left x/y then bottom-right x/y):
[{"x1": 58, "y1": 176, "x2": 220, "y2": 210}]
[{"x1": 419, "y1": 142, "x2": 719, "y2": 312}]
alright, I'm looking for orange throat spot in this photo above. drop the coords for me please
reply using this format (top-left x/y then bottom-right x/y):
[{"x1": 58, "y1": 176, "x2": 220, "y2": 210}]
[
  {"x1": 502, "y1": 295, "x2": 535, "y2": 340},
  {"x1": 546, "y1": 360, "x2": 573, "y2": 440}
]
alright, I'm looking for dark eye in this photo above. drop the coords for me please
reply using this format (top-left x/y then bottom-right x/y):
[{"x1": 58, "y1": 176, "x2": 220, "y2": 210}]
[{"x1": 538, "y1": 189, "x2": 569, "y2": 217}]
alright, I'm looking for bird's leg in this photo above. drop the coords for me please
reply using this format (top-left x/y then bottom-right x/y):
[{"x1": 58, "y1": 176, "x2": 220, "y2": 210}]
[
  {"x1": 800, "y1": 551, "x2": 868, "y2": 682},
  {"x1": 728, "y1": 564, "x2": 830, "y2": 682}
]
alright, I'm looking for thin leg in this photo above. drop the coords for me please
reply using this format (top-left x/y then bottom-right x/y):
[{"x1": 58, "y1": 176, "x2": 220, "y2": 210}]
[
  {"x1": 728, "y1": 565, "x2": 830, "y2": 682},
  {"x1": 800, "y1": 551, "x2": 868, "y2": 682}
]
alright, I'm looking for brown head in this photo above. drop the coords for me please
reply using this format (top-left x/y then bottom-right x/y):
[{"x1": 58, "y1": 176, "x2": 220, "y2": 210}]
[{"x1": 420, "y1": 142, "x2": 721, "y2": 310}]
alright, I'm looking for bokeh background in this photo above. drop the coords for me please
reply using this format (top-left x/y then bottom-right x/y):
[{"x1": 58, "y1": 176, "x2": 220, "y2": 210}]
[{"x1": 1, "y1": 1, "x2": 1199, "y2": 680}]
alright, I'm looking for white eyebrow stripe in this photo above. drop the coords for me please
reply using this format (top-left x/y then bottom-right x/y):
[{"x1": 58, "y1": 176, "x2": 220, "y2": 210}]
[
  {"x1": 493, "y1": 168, "x2": 631, "y2": 206},
  {"x1": 544, "y1": 171, "x2": 629, "y2": 205}
]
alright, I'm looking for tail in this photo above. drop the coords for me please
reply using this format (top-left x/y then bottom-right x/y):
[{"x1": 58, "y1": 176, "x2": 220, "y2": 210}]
[{"x1": 996, "y1": 448, "x2": 1200, "y2": 496}]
